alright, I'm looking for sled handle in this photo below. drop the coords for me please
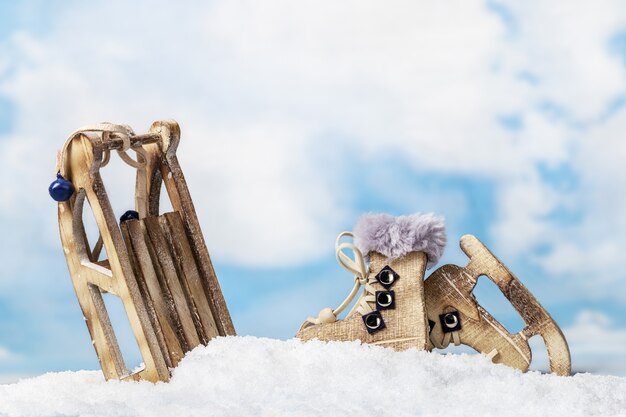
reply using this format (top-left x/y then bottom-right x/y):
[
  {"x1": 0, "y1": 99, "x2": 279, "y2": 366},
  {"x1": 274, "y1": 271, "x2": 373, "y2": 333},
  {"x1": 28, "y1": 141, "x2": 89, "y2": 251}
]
[
  {"x1": 460, "y1": 234, "x2": 571, "y2": 376},
  {"x1": 65, "y1": 123, "x2": 161, "y2": 149}
]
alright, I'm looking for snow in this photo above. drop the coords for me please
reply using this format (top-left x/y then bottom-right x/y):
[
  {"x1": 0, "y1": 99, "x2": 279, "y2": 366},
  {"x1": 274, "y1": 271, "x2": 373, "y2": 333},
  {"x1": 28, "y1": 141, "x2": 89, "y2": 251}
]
[{"x1": 0, "y1": 336, "x2": 624, "y2": 417}]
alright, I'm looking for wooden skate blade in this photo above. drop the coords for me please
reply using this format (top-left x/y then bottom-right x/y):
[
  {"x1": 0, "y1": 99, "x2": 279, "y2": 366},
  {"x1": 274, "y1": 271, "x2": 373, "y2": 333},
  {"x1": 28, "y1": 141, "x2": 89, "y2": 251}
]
[
  {"x1": 424, "y1": 235, "x2": 571, "y2": 376},
  {"x1": 460, "y1": 234, "x2": 571, "y2": 376}
]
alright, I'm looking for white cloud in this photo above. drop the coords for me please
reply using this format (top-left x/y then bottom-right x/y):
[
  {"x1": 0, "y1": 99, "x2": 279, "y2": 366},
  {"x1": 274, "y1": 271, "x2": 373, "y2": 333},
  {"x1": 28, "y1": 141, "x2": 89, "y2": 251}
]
[
  {"x1": 513, "y1": 105, "x2": 626, "y2": 301},
  {"x1": 482, "y1": 1, "x2": 626, "y2": 302},
  {"x1": 0, "y1": 0, "x2": 552, "y2": 267},
  {"x1": 502, "y1": 0, "x2": 626, "y2": 121},
  {"x1": 563, "y1": 310, "x2": 626, "y2": 375},
  {"x1": 0, "y1": 346, "x2": 17, "y2": 362},
  {"x1": 0, "y1": 0, "x2": 624, "y2": 289}
]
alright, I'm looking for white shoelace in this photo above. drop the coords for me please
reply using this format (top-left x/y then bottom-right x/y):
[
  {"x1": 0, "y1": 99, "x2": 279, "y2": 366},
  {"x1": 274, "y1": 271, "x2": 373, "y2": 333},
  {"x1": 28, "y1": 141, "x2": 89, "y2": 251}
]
[{"x1": 303, "y1": 232, "x2": 376, "y2": 327}]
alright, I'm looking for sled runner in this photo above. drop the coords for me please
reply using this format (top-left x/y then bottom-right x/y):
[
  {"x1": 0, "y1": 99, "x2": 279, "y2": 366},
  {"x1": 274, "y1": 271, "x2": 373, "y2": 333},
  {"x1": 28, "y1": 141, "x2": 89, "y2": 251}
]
[
  {"x1": 54, "y1": 120, "x2": 235, "y2": 382},
  {"x1": 424, "y1": 235, "x2": 571, "y2": 376}
]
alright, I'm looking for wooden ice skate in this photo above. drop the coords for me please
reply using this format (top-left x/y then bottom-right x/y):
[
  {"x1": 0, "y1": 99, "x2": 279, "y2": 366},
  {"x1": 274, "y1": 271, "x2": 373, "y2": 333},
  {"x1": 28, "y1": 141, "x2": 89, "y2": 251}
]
[
  {"x1": 55, "y1": 120, "x2": 235, "y2": 382},
  {"x1": 425, "y1": 235, "x2": 571, "y2": 376}
]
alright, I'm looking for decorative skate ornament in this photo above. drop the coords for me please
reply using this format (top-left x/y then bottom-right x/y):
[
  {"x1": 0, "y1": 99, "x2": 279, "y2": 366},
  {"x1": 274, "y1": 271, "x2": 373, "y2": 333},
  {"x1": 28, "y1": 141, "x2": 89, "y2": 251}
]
[
  {"x1": 425, "y1": 235, "x2": 571, "y2": 376},
  {"x1": 297, "y1": 213, "x2": 447, "y2": 351},
  {"x1": 53, "y1": 120, "x2": 235, "y2": 382}
]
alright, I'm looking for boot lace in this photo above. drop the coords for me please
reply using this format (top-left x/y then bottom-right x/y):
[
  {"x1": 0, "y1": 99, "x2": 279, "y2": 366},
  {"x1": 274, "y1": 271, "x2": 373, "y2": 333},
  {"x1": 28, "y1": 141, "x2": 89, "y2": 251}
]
[{"x1": 302, "y1": 232, "x2": 376, "y2": 328}]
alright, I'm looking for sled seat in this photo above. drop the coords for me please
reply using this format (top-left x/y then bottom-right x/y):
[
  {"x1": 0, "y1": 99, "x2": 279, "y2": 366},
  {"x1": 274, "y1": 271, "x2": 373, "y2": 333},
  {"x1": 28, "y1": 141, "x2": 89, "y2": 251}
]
[{"x1": 121, "y1": 212, "x2": 220, "y2": 370}]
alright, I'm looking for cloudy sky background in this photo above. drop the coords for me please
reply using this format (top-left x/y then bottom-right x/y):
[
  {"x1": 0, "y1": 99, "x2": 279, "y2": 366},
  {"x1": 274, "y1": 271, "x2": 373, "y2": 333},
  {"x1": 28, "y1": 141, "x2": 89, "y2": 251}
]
[{"x1": 1, "y1": 0, "x2": 626, "y2": 382}]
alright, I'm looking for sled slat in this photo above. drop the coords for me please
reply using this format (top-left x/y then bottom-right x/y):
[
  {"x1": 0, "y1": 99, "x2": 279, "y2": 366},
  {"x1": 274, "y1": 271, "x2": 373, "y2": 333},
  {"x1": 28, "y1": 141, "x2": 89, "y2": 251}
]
[
  {"x1": 141, "y1": 219, "x2": 191, "y2": 354},
  {"x1": 122, "y1": 221, "x2": 184, "y2": 368},
  {"x1": 144, "y1": 216, "x2": 201, "y2": 349},
  {"x1": 161, "y1": 212, "x2": 220, "y2": 343},
  {"x1": 156, "y1": 215, "x2": 206, "y2": 344}
]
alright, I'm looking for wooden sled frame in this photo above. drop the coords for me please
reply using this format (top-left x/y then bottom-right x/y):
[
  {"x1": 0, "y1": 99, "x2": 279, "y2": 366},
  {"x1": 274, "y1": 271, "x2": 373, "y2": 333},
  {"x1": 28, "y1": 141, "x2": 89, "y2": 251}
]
[
  {"x1": 57, "y1": 120, "x2": 235, "y2": 382},
  {"x1": 424, "y1": 234, "x2": 571, "y2": 376}
]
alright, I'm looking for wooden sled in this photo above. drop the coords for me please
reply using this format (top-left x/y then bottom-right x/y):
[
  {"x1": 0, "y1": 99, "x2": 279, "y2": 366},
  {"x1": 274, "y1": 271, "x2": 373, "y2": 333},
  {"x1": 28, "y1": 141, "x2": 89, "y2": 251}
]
[
  {"x1": 56, "y1": 120, "x2": 235, "y2": 382},
  {"x1": 424, "y1": 235, "x2": 571, "y2": 376}
]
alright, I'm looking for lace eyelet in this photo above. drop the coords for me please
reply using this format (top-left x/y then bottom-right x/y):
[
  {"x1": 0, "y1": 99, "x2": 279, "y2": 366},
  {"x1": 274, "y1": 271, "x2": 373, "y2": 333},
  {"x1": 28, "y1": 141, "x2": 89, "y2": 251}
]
[
  {"x1": 375, "y1": 290, "x2": 395, "y2": 310},
  {"x1": 362, "y1": 311, "x2": 386, "y2": 334},
  {"x1": 439, "y1": 311, "x2": 462, "y2": 333},
  {"x1": 375, "y1": 266, "x2": 399, "y2": 289}
]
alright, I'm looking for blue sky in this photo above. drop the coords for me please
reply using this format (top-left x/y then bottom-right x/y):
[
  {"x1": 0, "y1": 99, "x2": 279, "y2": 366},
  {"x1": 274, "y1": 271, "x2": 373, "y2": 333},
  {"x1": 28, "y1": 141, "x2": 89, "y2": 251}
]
[{"x1": 1, "y1": 0, "x2": 626, "y2": 381}]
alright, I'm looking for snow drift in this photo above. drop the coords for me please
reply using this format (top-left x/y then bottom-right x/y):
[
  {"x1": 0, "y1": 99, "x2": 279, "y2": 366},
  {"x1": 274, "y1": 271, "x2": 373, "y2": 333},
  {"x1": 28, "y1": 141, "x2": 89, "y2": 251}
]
[{"x1": 0, "y1": 336, "x2": 624, "y2": 417}]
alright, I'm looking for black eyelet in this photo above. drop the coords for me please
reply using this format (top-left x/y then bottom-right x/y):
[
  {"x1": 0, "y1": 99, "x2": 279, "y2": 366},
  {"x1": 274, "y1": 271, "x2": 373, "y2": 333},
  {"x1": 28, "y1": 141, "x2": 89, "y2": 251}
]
[
  {"x1": 362, "y1": 311, "x2": 386, "y2": 334},
  {"x1": 439, "y1": 311, "x2": 462, "y2": 333},
  {"x1": 375, "y1": 290, "x2": 395, "y2": 310},
  {"x1": 375, "y1": 266, "x2": 399, "y2": 289}
]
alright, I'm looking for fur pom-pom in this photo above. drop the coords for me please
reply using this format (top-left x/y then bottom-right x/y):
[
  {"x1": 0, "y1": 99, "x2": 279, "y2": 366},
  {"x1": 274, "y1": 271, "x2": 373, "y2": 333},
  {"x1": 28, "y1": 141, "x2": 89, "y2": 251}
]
[{"x1": 353, "y1": 212, "x2": 447, "y2": 269}]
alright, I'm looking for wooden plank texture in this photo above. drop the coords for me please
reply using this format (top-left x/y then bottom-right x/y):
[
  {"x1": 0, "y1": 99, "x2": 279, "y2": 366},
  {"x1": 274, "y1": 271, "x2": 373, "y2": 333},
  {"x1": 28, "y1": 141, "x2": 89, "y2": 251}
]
[
  {"x1": 143, "y1": 216, "x2": 201, "y2": 349},
  {"x1": 161, "y1": 212, "x2": 220, "y2": 343},
  {"x1": 122, "y1": 221, "x2": 180, "y2": 369}
]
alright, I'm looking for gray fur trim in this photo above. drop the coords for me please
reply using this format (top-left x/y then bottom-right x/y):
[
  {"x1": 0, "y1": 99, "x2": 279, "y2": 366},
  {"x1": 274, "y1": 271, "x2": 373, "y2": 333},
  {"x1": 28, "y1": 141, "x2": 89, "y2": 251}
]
[{"x1": 353, "y1": 212, "x2": 446, "y2": 269}]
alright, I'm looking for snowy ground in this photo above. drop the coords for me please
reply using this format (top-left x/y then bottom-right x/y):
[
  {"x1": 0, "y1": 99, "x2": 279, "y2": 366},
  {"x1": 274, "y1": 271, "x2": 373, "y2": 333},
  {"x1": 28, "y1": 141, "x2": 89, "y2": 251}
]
[{"x1": 0, "y1": 337, "x2": 624, "y2": 417}]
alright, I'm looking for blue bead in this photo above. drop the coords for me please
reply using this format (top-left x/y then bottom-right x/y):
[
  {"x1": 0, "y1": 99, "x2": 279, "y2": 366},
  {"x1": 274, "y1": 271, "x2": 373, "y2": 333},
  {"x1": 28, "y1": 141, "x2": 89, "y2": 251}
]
[
  {"x1": 120, "y1": 210, "x2": 140, "y2": 223},
  {"x1": 49, "y1": 174, "x2": 75, "y2": 202}
]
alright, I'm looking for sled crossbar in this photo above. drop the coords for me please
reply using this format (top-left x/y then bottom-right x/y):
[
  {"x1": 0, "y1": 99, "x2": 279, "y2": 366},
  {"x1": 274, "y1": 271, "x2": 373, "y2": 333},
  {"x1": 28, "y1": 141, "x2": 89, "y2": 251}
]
[{"x1": 103, "y1": 133, "x2": 161, "y2": 150}]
